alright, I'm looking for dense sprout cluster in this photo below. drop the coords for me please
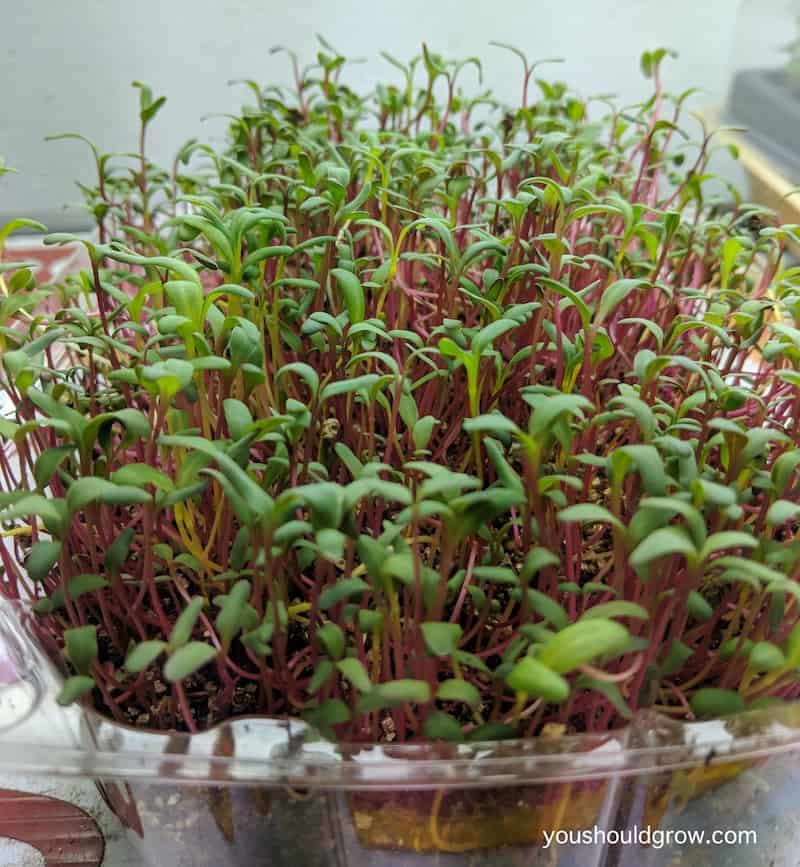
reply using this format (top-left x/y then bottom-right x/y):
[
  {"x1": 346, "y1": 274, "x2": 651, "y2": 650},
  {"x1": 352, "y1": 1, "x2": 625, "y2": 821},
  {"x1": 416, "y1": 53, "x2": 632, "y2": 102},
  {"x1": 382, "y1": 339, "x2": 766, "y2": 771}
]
[{"x1": 2, "y1": 43, "x2": 800, "y2": 741}]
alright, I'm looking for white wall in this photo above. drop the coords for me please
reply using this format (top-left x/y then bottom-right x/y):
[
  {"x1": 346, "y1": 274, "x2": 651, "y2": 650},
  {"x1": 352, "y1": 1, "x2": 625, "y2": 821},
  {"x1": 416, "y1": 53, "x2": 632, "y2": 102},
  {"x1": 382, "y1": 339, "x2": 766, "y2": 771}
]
[{"x1": 0, "y1": 0, "x2": 780, "y2": 229}]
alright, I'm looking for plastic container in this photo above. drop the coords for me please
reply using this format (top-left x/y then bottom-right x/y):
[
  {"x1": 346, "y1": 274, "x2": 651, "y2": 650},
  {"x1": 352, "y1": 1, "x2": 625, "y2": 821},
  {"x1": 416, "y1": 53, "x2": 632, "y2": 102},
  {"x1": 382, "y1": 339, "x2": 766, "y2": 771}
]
[{"x1": 1, "y1": 601, "x2": 800, "y2": 866}]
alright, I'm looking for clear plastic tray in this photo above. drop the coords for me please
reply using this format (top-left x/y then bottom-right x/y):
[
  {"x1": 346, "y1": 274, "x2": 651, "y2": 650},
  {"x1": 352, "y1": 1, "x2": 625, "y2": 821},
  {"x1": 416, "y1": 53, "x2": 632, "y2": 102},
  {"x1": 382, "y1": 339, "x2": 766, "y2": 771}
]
[{"x1": 2, "y1": 598, "x2": 800, "y2": 866}]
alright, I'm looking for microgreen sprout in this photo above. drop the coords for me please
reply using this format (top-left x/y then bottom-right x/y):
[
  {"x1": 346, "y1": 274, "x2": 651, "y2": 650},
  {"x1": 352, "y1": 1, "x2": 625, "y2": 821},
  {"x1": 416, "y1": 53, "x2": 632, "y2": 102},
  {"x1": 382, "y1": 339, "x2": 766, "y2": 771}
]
[{"x1": 2, "y1": 42, "x2": 800, "y2": 741}]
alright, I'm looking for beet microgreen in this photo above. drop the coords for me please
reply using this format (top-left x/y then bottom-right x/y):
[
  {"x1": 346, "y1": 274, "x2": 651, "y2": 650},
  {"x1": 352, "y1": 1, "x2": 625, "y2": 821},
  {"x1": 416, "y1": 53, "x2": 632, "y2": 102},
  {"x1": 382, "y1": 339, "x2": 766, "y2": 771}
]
[{"x1": 2, "y1": 43, "x2": 800, "y2": 742}]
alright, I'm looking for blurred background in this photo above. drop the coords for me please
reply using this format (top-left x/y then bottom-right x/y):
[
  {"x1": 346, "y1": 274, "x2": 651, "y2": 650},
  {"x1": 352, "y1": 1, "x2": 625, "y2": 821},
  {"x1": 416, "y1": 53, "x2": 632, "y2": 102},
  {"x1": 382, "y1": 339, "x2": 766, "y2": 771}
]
[{"x1": 0, "y1": 0, "x2": 795, "y2": 229}]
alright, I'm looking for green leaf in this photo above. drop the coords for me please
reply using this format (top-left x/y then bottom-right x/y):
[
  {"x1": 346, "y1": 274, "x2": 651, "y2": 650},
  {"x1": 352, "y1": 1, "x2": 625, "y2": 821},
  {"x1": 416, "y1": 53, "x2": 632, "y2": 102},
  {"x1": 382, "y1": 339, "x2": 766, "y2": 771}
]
[
  {"x1": 417, "y1": 470, "x2": 481, "y2": 499},
  {"x1": 215, "y1": 579, "x2": 252, "y2": 650},
  {"x1": 693, "y1": 479, "x2": 735, "y2": 508},
  {"x1": 191, "y1": 356, "x2": 232, "y2": 372},
  {"x1": 357, "y1": 679, "x2": 431, "y2": 713},
  {"x1": 164, "y1": 642, "x2": 218, "y2": 682},
  {"x1": 334, "y1": 443, "x2": 364, "y2": 480},
  {"x1": 608, "y1": 395, "x2": 657, "y2": 442},
  {"x1": 609, "y1": 445, "x2": 667, "y2": 496},
  {"x1": 25, "y1": 540, "x2": 62, "y2": 581},
  {"x1": 412, "y1": 416, "x2": 437, "y2": 451},
  {"x1": 272, "y1": 520, "x2": 310, "y2": 547},
  {"x1": 686, "y1": 591, "x2": 713, "y2": 622},
  {"x1": 304, "y1": 698, "x2": 351, "y2": 733},
  {"x1": 2, "y1": 218, "x2": 47, "y2": 244},
  {"x1": 748, "y1": 641, "x2": 785, "y2": 672},
  {"x1": 242, "y1": 245, "x2": 293, "y2": 269},
  {"x1": 462, "y1": 413, "x2": 520, "y2": 436},
  {"x1": 337, "y1": 657, "x2": 372, "y2": 692},
  {"x1": 637, "y1": 497, "x2": 705, "y2": 547},
  {"x1": 484, "y1": 437, "x2": 523, "y2": 492},
  {"x1": 558, "y1": 504, "x2": 623, "y2": 530},
  {"x1": 133, "y1": 80, "x2": 166, "y2": 123},
  {"x1": 581, "y1": 602, "x2": 649, "y2": 622},
  {"x1": 0, "y1": 418, "x2": 19, "y2": 440},
  {"x1": 159, "y1": 434, "x2": 273, "y2": 524},
  {"x1": 399, "y1": 393, "x2": 419, "y2": 431},
  {"x1": 125, "y1": 641, "x2": 167, "y2": 673},
  {"x1": 438, "y1": 337, "x2": 472, "y2": 367},
  {"x1": 521, "y1": 548, "x2": 560, "y2": 579},
  {"x1": 538, "y1": 277, "x2": 590, "y2": 329},
  {"x1": 506, "y1": 656, "x2": 569, "y2": 702},
  {"x1": 471, "y1": 318, "x2": 518, "y2": 356},
  {"x1": 104, "y1": 528, "x2": 135, "y2": 574},
  {"x1": 295, "y1": 482, "x2": 344, "y2": 530},
  {"x1": 331, "y1": 268, "x2": 365, "y2": 324},
  {"x1": 629, "y1": 527, "x2": 697, "y2": 569},
  {"x1": 318, "y1": 577, "x2": 370, "y2": 610},
  {"x1": 538, "y1": 620, "x2": 630, "y2": 674},
  {"x1": 454, "y1": 649, "x2": 490, "y2": 675},
  {"x1": 318, "y1": 622, "x2": 346, "y2": 660},
  {"x1": 437, "y1": 678, "x2": 481, "y2": 710},
  {"x1": 223, "y1": 399, "x2": 254, "y2": 440},
  {"x1": 67, "y1": 478, "x2": 152, "y2": 513},
  {"x1": 423, "y1": 711, "x2": 463, "y2": 741},
  {"x1": 65, "y1": 625, "x2": 97, "y2": 675},
  {"x1": 699, "y1": 531, "x2": 757, "y2": 561},
  {"x1": 241, "y1": 621, "x2": 275, "y2": 655},
  {"x1": 527, "y1": 394, "x2": 593, "y2": 441},
  {"x1": 56, "y1": 675, "x2": 95, "y2": 706},
  {"x1": 357, "y1": 610, "x2": 383, "y2": 633},
  {"x1": 110, "y1": 464, "x2": 174, "y2": 492},
  {"x1": 720, "y1": 237, "x2": 742, "y2": 290},
  {"x1": 321, "y1": 374, "x2": 380, "y2": 400},
  {"x1": 785, "y1": 622, "x2": 800, "y2": 668},
  {"x1": 710, "y1": 556, "x2": 786, "y2": 586},
  {"x1": 36, "y1": 574, "x2": 109, "y2": 613},
  {"x1": 201, "y1": 467, "x2": 254, "y2": 527},
  {"x1": 421, "y1": 622, "x2": 463, "y2": 656},
  {"x1": 0, "y1": 495, "x2": 67, "y2": 535},
  {"x1": 595, "y1": 278, "x2": 649, "y2": 324},
  {"x1": 82, "y1": 409, "x2": 151, "y2": 454},
  {"x1": 767, "y1": 500, "x2": 800, "y2": 526},
  {"x1": 690, "y1": 688, "x2": 745, "y2": 718},
  {"x1": 524, "y1": 589, "x2": 568, "y2": 629},
  {"x1": 466, "y1": 722, "x2": 517, "y2": 742},
  {"x1": 315, "y1": 528, "x2": 346, "y2": 561},
  {"x1": 168, "y1": 597, "x2": 205, "y2": 650},
  {"x1": 472, "y1": 566, "x2": 517, "y2": 585},
  {"x1": 720, "y1": 637, "x2": 753, "y2": 661},
  {"x1": 772, "y1": 451, "x2": 800, "y2": 494},
  {"x1": 33, "y1": 447, "x2": 74, "y2": 490},
  {"x1": 275, "y1": 362, "x2": 320, "y2": 398},
  {"x1": 308, "y1": 659, "x2": 335, "y2": 693}
]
